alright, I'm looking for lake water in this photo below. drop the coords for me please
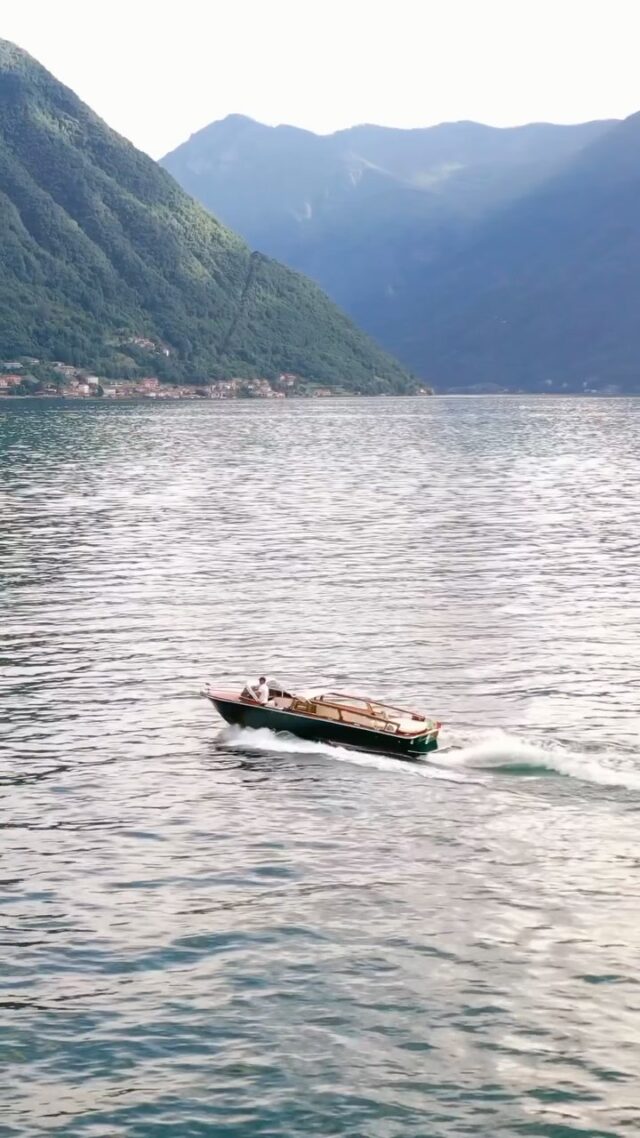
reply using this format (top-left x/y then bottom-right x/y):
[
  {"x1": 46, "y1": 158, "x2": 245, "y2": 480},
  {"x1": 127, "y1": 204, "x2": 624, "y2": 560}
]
[{"x1": 2, "y1": 396, "x2": 640, "y2": 1138}]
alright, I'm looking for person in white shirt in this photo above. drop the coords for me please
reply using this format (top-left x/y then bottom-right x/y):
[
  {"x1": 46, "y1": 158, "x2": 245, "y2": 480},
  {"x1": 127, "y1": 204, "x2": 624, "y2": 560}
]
[
  {"x1": 254, "y1": 676, "x2": 270, "y2": 704},
  {"x1": 241, "y1": 676, "x2": 270, "y2": 703}
]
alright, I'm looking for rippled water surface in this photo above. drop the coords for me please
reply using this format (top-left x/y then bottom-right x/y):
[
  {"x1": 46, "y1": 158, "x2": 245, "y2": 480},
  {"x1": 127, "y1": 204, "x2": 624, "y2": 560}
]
[{"x1": 2, "y1": 396, "x2": 640, "y2": 1137}]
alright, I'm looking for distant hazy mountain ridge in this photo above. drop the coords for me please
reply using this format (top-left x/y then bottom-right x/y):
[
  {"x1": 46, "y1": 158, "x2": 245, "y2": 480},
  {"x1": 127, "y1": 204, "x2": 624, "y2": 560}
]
[
  {"x1": 163, "y1": 112, "x2": 640, "y2": 392},
  {"x1": 0, "y1": 41, "x2": 413, "y2": 391},
  {"x1": 387, "y1": 110, "x2": 640, "y2": 392}
]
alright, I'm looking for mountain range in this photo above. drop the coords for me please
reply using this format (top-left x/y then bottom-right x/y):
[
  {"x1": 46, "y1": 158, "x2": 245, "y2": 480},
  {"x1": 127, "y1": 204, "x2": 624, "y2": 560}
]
[
  {"x1": 163, "y1": 113, "x2": 640, "y2": 392},
  {"x1": 3, "y1": 35, "x2": 640, "y2": 396},
  {"x1": 0, "y1": 40, "x2": 412, "y2": 392}
]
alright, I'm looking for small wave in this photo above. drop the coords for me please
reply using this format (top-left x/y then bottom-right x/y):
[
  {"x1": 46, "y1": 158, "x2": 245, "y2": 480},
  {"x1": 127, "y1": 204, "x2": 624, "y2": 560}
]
[
  {"x1": 219, "y1": 726, "x2": 468, "y2": 782},
  {"x1": 436, "y1": 730, "x2": 640, "y2": 791}
]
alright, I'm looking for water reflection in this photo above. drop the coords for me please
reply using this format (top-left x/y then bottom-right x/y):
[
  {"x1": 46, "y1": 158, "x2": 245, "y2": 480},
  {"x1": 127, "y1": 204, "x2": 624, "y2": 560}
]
[{"x1": 1, "y1": 397, "x2": 640, "y2": 1137}]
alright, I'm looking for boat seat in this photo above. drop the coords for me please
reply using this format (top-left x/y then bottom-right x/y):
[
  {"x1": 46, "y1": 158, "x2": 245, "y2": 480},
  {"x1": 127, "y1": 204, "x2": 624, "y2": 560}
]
[
  {"x1": 343, "y1": 712, "x2": 392, "y2": 730},
  {"x1": 395, "y1": 717, "x2": 428, "y2": 734}
]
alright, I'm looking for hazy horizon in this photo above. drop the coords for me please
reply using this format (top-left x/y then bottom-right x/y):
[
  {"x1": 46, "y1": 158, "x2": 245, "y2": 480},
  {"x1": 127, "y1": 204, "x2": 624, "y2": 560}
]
[{"x1": 2, "y1": 0, "x2": 639, "y2": 157}]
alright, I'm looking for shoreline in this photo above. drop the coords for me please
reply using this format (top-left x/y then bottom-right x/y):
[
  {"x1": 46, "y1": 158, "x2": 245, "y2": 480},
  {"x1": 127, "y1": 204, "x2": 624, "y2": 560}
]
[{"x1": 2, "y1": 391, "x2": 637, "y2": 404}]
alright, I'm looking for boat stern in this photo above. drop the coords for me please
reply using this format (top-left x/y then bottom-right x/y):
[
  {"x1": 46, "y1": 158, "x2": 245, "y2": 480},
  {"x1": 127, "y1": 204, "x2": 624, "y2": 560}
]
[{"x1": 407, "y1": 721, "x2": 441, "y2": 755}]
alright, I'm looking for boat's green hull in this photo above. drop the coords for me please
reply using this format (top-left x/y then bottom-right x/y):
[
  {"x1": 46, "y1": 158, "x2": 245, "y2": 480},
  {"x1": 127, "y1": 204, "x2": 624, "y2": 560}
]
[{"x1": 210, "y1": 696, "x2": 438, "y2": 760}]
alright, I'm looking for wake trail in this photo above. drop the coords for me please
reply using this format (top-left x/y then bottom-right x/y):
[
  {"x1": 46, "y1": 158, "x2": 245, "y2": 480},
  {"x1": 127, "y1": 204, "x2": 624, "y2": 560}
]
[
  {"x1": 220, "y1": 726, "x2": 640, "y2": 792},
  {"x1": 436, "y1": 729, "x2": 640, "y2": 791}
]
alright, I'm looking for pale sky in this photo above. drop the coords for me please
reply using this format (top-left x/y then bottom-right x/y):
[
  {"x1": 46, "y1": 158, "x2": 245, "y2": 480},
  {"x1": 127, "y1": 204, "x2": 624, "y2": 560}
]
[{"x1": 2, "y1": 0, "x2": 639, "y2": 157}]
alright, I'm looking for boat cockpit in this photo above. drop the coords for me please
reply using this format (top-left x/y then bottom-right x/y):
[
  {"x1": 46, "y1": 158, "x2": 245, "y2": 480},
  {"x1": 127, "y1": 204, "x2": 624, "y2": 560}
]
[{"x1": 245, "y1": 684, "x2": 434, "y2": 738}]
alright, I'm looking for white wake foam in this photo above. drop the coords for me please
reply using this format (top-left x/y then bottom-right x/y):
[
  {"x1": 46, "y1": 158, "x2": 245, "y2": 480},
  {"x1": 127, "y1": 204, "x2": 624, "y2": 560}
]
[
  {"x1": 220, "y1": 725, "x2": 640, "y2": 792},
  {"x1": 219, "y1": 726, "x2": 468, "y2": 782},
  {"x1": 436, "y1": 729, "x2": 640, "y2": 791}
]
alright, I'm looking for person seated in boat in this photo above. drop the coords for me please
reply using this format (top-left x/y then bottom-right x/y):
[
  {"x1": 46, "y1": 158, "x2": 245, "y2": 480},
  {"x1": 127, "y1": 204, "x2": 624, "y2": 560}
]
[
  {"x1": 255, "y1": 676, "x2": 269, "y2": 704},
  {"x1": 241, "y1": 677, "x2": 270, "y2": 703}
]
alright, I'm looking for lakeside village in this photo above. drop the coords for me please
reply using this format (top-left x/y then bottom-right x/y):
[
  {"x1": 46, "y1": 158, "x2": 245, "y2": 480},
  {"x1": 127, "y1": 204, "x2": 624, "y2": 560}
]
[
  {"x1": 0, "y1": 359, "x2": 434, "y2": 401},
  {"x1": 0, "y1": 361, "x2": 336, "y2": 400}
]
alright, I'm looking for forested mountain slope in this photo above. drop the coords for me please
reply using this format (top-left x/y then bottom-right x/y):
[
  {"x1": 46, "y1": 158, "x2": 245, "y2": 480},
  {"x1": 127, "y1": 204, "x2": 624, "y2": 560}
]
[{"x1": 0, "y1": 40, "x2": 412, "y2": 391}]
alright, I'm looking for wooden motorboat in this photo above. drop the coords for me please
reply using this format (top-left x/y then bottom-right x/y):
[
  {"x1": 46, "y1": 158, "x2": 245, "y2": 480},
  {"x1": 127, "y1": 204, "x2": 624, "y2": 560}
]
[{"x1": 203, "y1": 681, "x2": 440, "y2": 760}]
